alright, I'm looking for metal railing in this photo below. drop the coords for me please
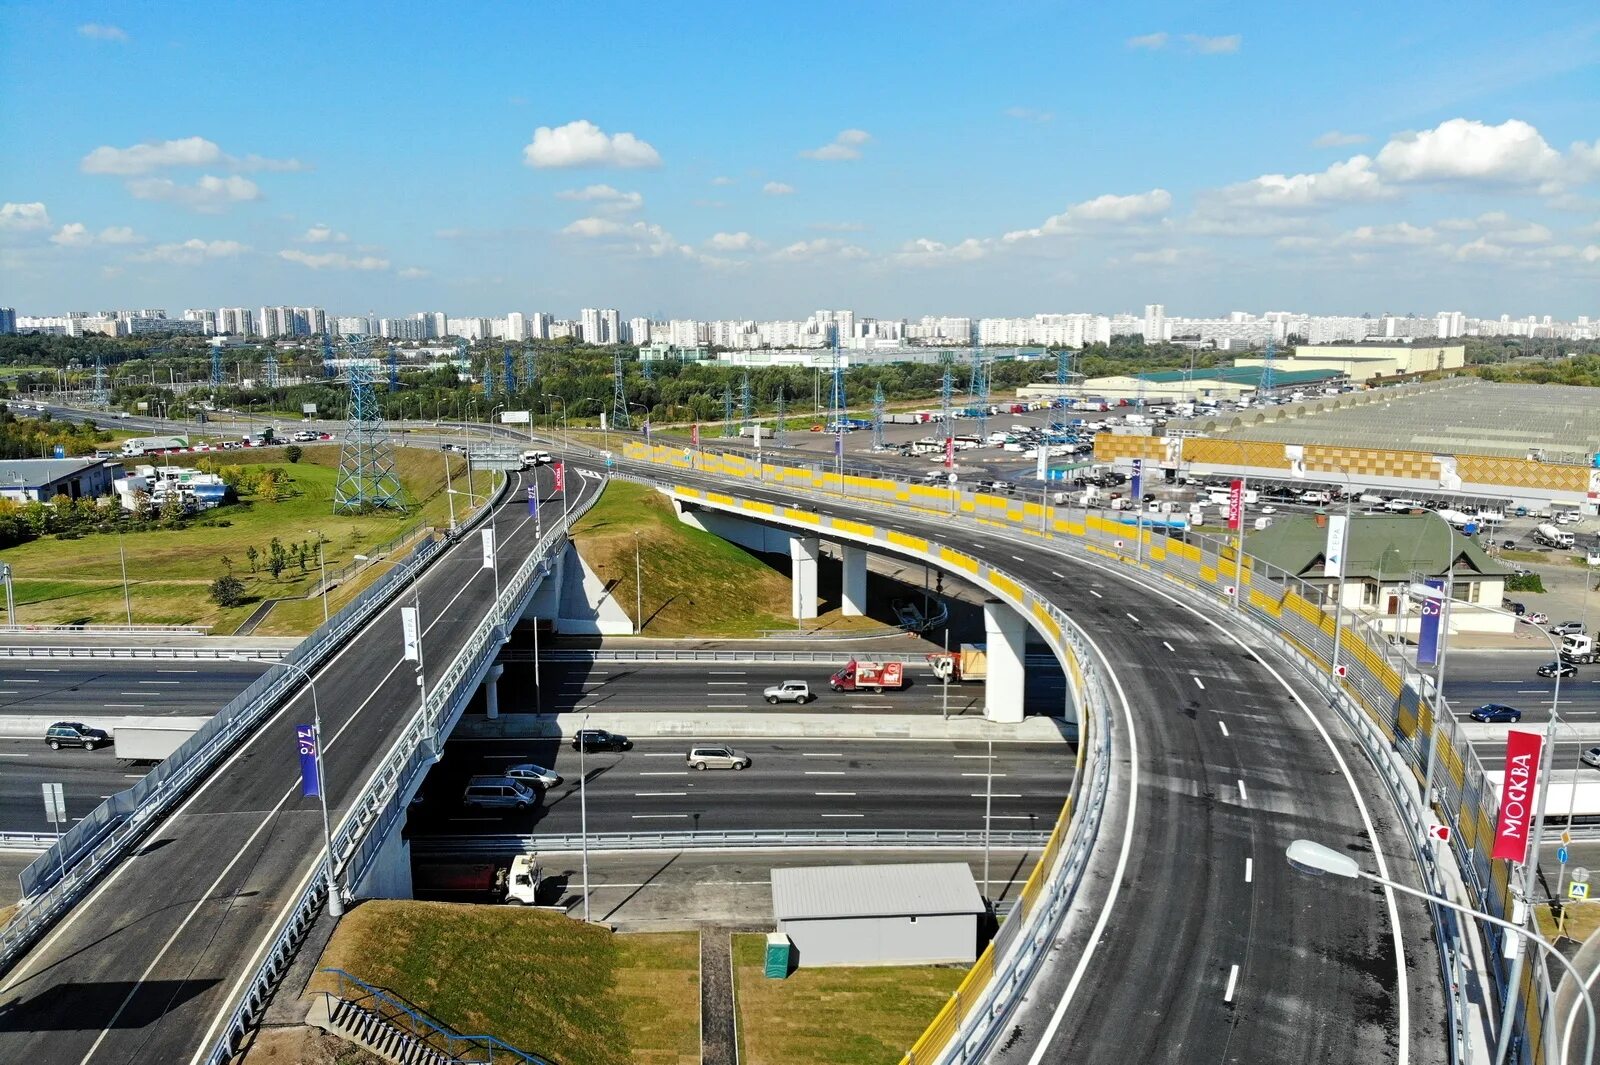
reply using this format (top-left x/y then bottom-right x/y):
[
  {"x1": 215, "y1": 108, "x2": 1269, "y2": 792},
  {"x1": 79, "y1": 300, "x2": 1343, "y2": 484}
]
[
  {"x1": 411, "y1": 829, "x2": 1056, "y2": 855},
  {"x1": 0, "y1": 646, "x2": 288, "y2": 661},
  {"x1": 0, "y1": 476, "x2": 505, "y2": 975},
  {"x1": 202, "y1": 477, "x2": 605, "y2": 1065},
  {"x1": 508, "y1": 649, "x2": 1062, "y2": 667},
  {"x1": 318, "y1": 968, "x2": 551, "y2": 1065},
  {"x1": 0, "y1": 623, "x2": 213, "y2": 636},
  {"x1": 0, "y1": 832, "x2": 54, "y2": 853}
]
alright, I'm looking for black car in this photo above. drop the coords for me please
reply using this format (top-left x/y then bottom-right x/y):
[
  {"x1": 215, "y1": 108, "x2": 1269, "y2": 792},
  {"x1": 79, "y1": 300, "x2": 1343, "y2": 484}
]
[
  {"x1": 45, "y1": 721, "x2": 111, "y2": 751},
  {"x1": 1537, "y1": 661, "x2": 1578, "y2": 679},
  {"x1": 1503, "y1": 600, "x2": 1527, "y2": 616},
  {"x1": 1469, "y1": 704, "x2": 1523, "y2": 723},
  {"x1": 571, "y1": 728, "x2": 632, "y2": 753}
]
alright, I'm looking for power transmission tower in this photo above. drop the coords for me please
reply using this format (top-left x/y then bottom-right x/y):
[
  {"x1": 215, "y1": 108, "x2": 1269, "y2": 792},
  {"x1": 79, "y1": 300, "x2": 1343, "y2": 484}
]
[
  {"x1": 1054, "y1": 348, "x2": 1071, "y2": 429},
  {"x1": 91, "y1": 356, "x2": 108, "y2": 408},
  {"x1": 387, "y1": 347, "x2": 400, "y2": 390},
  {"x1": 829, "y1": 343, "x2": 847, "y2": 426},
  {"x1": 481, "y1": 356, "x2": 495, "y2": 398},
  {"x1": 322, "y1": 335, "x2": 337, "y2": 378},
  {"x1": 721, "y1": 384, "x2": 735, "y2": 437},
  {"x1": 740, "y1": 371, "x2": 753, "y2": 430},
  {"x1": 611, "y1": 350, "x2": 630, "y2": 429},
  {"x1": 872, "y1": 383, "x2": 886, "y2": 450},
  {"x1": 333, "y1": 337, "x2": 406, "y2": 513},
  {"x1": 503, "y1": 346, "x2": 516, "y2": 395},
  {"x1": 262, "y1": 353, "x2": 279, "y2": 389},
  {"x1": 1261, "y1": 336, "x2": 1276, "y2": 395},
  {"x1": 210, "y1": 343, "x2": 224, "y2": 388},
  {"x1": 522, "y1": 347, "x2": 536, "y2": 395},
  {"x1": 967, "y1": 345, "x2": 990, "y2": 440},
  {"x1": 774, "y1": 386, "x2": 786, "y2": 446},
  {"x1": 640, "y1": 355, "x2": 653, "y2": 382}
]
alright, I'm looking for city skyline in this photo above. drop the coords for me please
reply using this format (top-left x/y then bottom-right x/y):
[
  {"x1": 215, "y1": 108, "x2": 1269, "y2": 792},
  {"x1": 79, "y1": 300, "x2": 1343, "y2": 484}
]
[{"x1": 1, "y1": 2, "x2": 1598, "y2": 314}]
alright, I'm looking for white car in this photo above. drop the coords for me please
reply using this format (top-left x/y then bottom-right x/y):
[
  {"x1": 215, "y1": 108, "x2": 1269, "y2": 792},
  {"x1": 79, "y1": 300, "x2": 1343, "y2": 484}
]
[
  {"x1": 762, "y1": 680, "x2": 814, "y2": 704},
  {"x1": 503, "y1": 763, "x2": 563, "y2": 788}
]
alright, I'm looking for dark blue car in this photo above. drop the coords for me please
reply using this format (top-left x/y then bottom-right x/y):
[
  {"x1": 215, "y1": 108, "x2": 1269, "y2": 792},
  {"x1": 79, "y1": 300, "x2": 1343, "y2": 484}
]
[{"x1": 1469, "y1": 704, "x2": 1523, "y2": 723}]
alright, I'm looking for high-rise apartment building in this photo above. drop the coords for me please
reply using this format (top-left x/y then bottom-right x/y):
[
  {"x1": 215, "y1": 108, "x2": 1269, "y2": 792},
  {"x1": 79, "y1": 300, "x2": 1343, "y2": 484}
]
[
  {"x1": 600, "y1": 308, "x2": 621, "y2": 346},
  {"x1": 183, "y1": 309, "x2": 218, "y2": 333},
  {"x1": 527, "y1": 312, "x2": 552, "y2": 340},
  {"x1": 217, "y1": 307, "x2": 255, "y2": 336},
  {"x1": 580, "y1": 308, "x2": 602, "y2": 344},
  {"x1": 1143, "y1": 304, "x2": 1166, "y2": 341},
  {"x1": 0, "y1": 307, "x2": 15, "y2": 335},
  {"x1": 627, "y1": 317, "x2": 651, "y2": 345},
  {"x1": 505, "y1": 312, "x2": 527, "y2": 342}
]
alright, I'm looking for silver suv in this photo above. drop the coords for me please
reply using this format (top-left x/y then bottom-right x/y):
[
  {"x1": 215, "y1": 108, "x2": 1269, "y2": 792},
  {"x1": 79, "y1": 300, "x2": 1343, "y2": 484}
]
[
  {"x1": 687, "y1": 746, "x2": 751, "y2": 771},
  {"x1": 762, "y1": 680, "x2": 813, "y2": 704}
]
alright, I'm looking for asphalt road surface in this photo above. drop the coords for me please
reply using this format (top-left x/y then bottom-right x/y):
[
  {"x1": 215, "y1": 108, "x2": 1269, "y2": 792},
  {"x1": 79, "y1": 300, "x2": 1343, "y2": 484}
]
[
  {"x1": 0, "y1": 739, "x2": 152, "y2": 834},
  {"x1": 0, "y1": 463, "x2": 603, "y2": 1065},
  {"x1": 0, "y1": 662, "x2": 266, "y2": 722},
  {"x1": 407, "y1": 737, "x2": 1073, "y2": 837},
  {"x1": 1443, "y1": 650, "x2": 1600, "y2": 724}
]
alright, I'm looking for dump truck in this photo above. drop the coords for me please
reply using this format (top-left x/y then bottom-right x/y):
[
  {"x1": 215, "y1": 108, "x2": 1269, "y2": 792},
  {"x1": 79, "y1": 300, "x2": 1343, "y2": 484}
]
[
  {"x1": 505, "y1": 854, "x2": 543, "y2": 905},
  {"x1": 113, "y1": 724, "x2": 199, "y2": 762},
  {"x1": 927, "y1": 644, "x2": 987, "y2": 684},
  {"x1": 829, "y1": 659, "x2": 905, "y2": 693}
]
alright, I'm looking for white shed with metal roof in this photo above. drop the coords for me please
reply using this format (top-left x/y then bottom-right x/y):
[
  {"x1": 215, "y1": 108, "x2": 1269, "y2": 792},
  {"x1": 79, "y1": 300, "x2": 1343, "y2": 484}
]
[{"x1": 770, "y1": 862, "x2": 985, "y2": 967}]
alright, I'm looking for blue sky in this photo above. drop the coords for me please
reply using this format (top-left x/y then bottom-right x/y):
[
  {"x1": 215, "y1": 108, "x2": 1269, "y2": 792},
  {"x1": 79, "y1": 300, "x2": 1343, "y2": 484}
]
[{"x1": 1, "y1": 0, "x2": 1598, "y2": 319}]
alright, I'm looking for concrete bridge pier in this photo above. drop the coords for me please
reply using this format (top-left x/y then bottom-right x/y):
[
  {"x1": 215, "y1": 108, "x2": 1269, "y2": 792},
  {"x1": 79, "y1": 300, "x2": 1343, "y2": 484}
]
[
  {"x1": 352, "y1": 824, "x2": 413, "y2": 900},
  {"x1": 839, "y1": 544, "x2": 868, "y2": 617},
  {"x1": 983, "y1": 598, "x2": 1027, "y2": 724},
  {"x1": 484, "y1": 663, "x2": 504, "y2": 719},
  {"x1": 790, "y1": 536, "x2": 820, "y2": 620}
]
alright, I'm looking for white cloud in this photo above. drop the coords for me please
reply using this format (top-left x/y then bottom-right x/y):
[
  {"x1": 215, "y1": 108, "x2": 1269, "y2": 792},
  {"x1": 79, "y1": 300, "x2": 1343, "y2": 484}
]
[
  {"x1": 560, "y1": 216, "x2": 697, "y2": 260},
  {"x1": 1127, "y1": 32, "x2": 1168, "y2": 49},
  {"x1": 706, "y1": 231, "x2": 761, "y2": 251},
  {"x1": 1004, "y1": 188, "x2": 1172, "y2": 241},
  {"x1": 98, "y1": 226, "x2": 144, "y2": 244},
  {"x1": 1003, "y1": 107, "x2": 1053, "y2": 123},
  {"x1": 1313, "y1": 131, "x2": 1368, "y2": 148},
  {"x1": 1184, "y1": 34, "x2": 1241, "y2": 54},
  {"x1": 397, "y1": 267, "x2": 432, "y2": 280},
  {"x1": 1431, "y1": 211, "x2": 1555, "y2": 244},
  {"x1": 1130, "y1": 247, "x2": 1184, "y2": 265},
  {"x1": 775, "y1": 238, "x2": 869, "y2": 261},
  {"x1": 522, "y1": 120, "x2": 661, "y2": 169},
  {"x1": 1339, "y1": 222, "x2": 1438, "y2": 246},
  {"x1": 1454, "y1": 236, "x2": 1514, "y2": 261},
  {"x1": 77, "y1": 23, "x2": 127, "y2": 42},
  {"x1": 896, "y1": 237, "x2": 989, "y2": 265},
  {"x1": 279, "y1": 248, "x2": 390, "y2": 270},
  {"x1": 763, "y1": 181, "x2": 795, "y2": 196},
  {"x1": 0, "y1": 202, "x2": 51, "y2": 231},
  {"x1": 800, "y1": 129, "x2": 872, "y2": 161},
  {"x1": 1211, "y1": 155, "x2": 1388, "y2": 210},
  {"x1": 1583, "y1": 244, "x2": 1600, "y2": 263},
  {"x1": 1374, "y1": 118, "x2": 1565, "y2": 188},
  {"x1": 126, "y1": 174, "x2": 261, "y2": 212},
  {"x1": 80, "y1": 136, "x2": 304, "y2": 176},
  {"x1": 711, "y1": 176, "x2": 735, "y2": 186},
  {"x1": 50, "y1": 223, "x2": 93, "y2": 247},
  {"x1": 135, "y1": 239, "x2": 248, "y2": 265},
  {"x1": 556, "y1": 184, "x2": 643, "y2": 212},
  {"x1": 300, "y1": 224, "x2": 347, "y2": 243},
  {"x1": 562, "y1": 217, "x2": 625, "y2": 238}
]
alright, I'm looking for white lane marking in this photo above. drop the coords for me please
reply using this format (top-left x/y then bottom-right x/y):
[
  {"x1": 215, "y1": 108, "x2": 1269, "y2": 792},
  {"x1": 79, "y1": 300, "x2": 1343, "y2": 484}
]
[
  {"x1": 970, "y1": 793, "x2": 1024, "y2": 799},
  {"x1": 0, "y1": 753, "x2": 29, "y2": 758},
  {"x1": 953, "y1": 754, "x2": 995, "y2": 759},
  {"x1": 804, "y1": 770, "x2": 846, "y2": 775},
  {"x1": 632, "y1": 813, "x2": 689, "y2": 819},
  {"x1": 103, "y1": 703, "x2": 146, "y2": 708},
  {"x1": 1218, "y1": 721, "x2": 1230, "y2": 738},
  {"x1": 707, "y1": 704, "x2": 749, "y2": 709},
  {"x1": 708, "y1": 671, "x2": 747, "y2": 675},
  {"x1": 819, "y1": 813, "x2": 864, "y2": 818},
  {"x1": 138, "y1": 680, "x2": 180, "y2": 685},
  {"x1": 0, "y1": 679, "x2": 39, "y2": 683},
  {"x1": 706, "y1": 681, "x2": 748, "y2": 685},
  {"x1": 1193, "y1": 676, "x2": 1205, "y2": 690},
  {"x1": 24, "y1": 668, "x2": 59, "y2": 672},
  {"x1": 638, "y1": 771, "x2": 689, "y2": 776},
  {"x1": 1163, "y1": 641, "x2": 1175, "y2": 652},
  {"x1": 1237, "y1": 779, "x2": 1249, "y2": 804},
  {"x1": 1088, "y1": 590, "x2": 1103, "y2": 598},
  {"x1": 1244, "y1": 857, "x2": 1255, "y2": 883},
  {"x1": 640, "y1": 752, "x2": 681, "y2": 757},
  {"x1": 801, "y1": 752, "x2": 842, "y2": 758},
  {"x1": 1012, "y1": 554, "x2": 1026, "y2": 562},
  {"x1": 1224, "y1": 964, "x2": 1240, "y2": 1003},
  {"x1": 1126, "y1": 613, "x2": 1140, "y2": 623},
  {"x1": 960, "y1": 772, "x2": 1007, "y2": 777},
  {"x1": 634, "y1": 791, "x2": 687, "y2": 797},
  {"x1": 988, "y1": 814, "x2": 1036, "y2": 820},
  {"x1": 814, "y1": 791, "x2": 856, "y2": 797},
  {"x1": 1051, "y1": 570, "x2": 1065, "y2": 579},
  {"x1": 157, "y1": 670, "x2": 198, "y2": 674}
]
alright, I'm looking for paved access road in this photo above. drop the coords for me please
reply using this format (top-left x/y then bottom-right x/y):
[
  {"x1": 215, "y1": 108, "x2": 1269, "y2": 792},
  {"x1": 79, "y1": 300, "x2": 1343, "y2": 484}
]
[
  {"x1": 501, "y1": 659, "x2": 1067, "y2": 717},
  {"x1": 634, "y1": 456, "x2": 1446, "y2": 1065},
  {"x1": 407, "y1": 737, "x2": 1073, "y2": 837},
  {"x1": 0, "y1": 464, "x2": 603, "y2": 1065},
  {"x1": 0, "y1": 661, "x2": 266, "y2": 722}
]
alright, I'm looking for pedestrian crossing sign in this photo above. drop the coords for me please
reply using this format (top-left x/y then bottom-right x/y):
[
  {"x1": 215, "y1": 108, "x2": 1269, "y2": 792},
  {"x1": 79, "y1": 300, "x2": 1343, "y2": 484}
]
[{"x1": 1571, "y1": 882, "x2": 1590, "y2": 901}]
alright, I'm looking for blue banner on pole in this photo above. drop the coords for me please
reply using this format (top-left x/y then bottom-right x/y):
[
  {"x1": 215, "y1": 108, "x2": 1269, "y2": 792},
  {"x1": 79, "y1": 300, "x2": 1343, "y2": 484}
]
[
  {"x1": 1417, "y1": 578, "x2": 1444, "y2": 667},
  {"x1": 528, "y1": 490, "x2": 538, "y2": 518},
  {"x1": 835, "y1": 435, "x2": 843, "y2": 457},
  {"x1": 1130, "y1": 458, "x2": 1143, "y2": 501},
  {"x1": 296, "y1": 724, "x2": 321, "y2": 797}
]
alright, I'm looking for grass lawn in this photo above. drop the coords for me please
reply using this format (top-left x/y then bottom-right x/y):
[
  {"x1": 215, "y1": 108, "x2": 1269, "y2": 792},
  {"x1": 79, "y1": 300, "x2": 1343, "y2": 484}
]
[
  {"x1": 1537, "y1": 900, "x2": 1600, "y2": 942},
  {"x1": 310, "y1": 900, "x2": 698, "y2": 1065},
  {"x1": 571, "y1": 480, "x2": 882, "y2": 638},
  {"x1": 0, "y1": 445, "x2": 496, "y2": 634},
  {"x1": 730, "y1": 933, "x2": 965, "y2": 1065}
]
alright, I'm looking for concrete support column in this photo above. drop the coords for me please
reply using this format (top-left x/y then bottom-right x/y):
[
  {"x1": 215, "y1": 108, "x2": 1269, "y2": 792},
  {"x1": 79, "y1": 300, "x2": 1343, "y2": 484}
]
[
  {"x1": 983, "y1": 598, "x2": 1027, "y2": 724},
  {"x1": 484, "y1": 663, "x2": 504, "y2": 719},
  {"x1": 352, "y1": 822, "x2": 413, "y2": 900},
  {"x1": 790, "y1": 536, "x2": 820, "y2": 620},
  {"x1": 840, "y1": 544, "x2": 868, "y2": 617}
]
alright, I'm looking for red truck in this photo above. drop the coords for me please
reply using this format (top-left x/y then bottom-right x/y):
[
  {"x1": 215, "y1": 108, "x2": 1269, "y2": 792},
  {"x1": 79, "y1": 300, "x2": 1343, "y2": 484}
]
[{"x1": 830, "y1": 659, "x2": 906, "y2": 693}]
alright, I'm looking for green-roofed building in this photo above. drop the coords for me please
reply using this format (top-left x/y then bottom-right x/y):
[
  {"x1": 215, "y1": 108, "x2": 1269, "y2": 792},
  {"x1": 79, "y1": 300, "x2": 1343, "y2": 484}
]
[
  {"x1": 1064, "y1": 364, "x2": 1345, "y2": 402},
  {"x1": 1245, "y1": 513, "x2": 1515, "y2": 635}
]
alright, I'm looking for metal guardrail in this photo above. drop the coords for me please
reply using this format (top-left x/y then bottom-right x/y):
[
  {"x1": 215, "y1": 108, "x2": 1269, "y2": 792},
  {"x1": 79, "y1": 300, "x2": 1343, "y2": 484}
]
[
  {"x1": 0, "y1": 476, "x2": 505, "y2": 976},
  {"x1": 0, "y1": 833, "x2": 54, "y2": 853},
  {"x1": 0, "y1": 623, "x2": 212, "y2": 636},
  {"x1": 0, "y1": 646, "x2": 288, "y2": 661},
  {"x1": 411, "y1": 829, "x2": 1056, "y2": 854},
  {"x1": 514, "y1": 649, "x2": 1061, "y2": 667},
  {"x1": 202, "y1": 476, "x2": 605, "y2": 1065}
]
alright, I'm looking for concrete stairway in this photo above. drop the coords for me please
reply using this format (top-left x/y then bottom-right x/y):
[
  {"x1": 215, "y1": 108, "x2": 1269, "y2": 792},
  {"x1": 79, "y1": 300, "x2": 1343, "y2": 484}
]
[{"x1": 306, "y1": 993, "x2": 455, "y2": 1065}]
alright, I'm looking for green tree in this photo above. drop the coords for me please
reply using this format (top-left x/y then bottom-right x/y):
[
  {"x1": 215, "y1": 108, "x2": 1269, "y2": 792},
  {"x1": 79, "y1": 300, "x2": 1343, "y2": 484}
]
[
  {"x1": 209, "y1": 574, "x2": 247, "y2": 607},
  {"x1": 245, "y1": 545, "x2": 259, "y2": 574},
  {"x1": 284, "y1": 444, "x2": 303, "y2": 463},
  {"x1": 267, "y1": 537, "x2": 288, "y2": 580},
  {"x1": 219, "y1": 554, "x2": 234, "y2": 575}
]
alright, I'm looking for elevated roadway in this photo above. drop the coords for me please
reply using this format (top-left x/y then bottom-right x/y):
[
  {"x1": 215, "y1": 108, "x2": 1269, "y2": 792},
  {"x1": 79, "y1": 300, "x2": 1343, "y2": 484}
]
[{"x1": 0, "y1": 464, "x2": 602, "y2": 1065}]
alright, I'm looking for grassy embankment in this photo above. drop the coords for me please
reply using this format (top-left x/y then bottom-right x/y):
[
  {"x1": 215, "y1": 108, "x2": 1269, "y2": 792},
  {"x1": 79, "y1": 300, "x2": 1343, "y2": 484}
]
[
  {"x1": 731, "y1": 933, "x2": 965, "y2": 1065},
  {"x1": 571, "y1": 480, "x2": 882, "y2": 637},
  {"x1": 0, "y1": 445, "x2": 494, "y2": 635},
  {"x1": 309, "y1": 900, "x2": 698, "y2": 1065}
]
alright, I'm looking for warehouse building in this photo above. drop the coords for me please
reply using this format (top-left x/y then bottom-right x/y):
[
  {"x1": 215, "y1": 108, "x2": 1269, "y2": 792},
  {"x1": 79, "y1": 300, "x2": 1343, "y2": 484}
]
[
  {"x1": 0, "y1": 457, "x2": 117, "y2": 503},
  {"x1": 1024, "y1": 365, "x2": 1343, "y2": 404},
  {"x1": 770, "y1": 862, "x2": 986, "y2": 967},
  {"x1": 1233, "y1": 342, "x2": 1464, "y2": 382}
]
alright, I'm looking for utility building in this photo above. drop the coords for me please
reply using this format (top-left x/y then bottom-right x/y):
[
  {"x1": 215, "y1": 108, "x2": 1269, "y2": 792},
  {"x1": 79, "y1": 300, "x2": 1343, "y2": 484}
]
[
  {"x1": 770, "y1": 863, "x2": 986, "y2": 967},
  {"x1": 0, "y1": 457, "x2": 116, "y2": 502}
]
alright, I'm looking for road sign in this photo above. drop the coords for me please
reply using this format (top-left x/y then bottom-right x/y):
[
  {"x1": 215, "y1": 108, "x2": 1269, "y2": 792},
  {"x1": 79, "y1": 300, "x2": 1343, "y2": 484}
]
[
  {"x1": 1224, "y1": 585, "x2": 1236, "y2": 597},
  {"x1": 1558, "y1": 846, "x2": 1570, "y2": 865},
  {"x1": 52, "y1": 445, "x2": 65, "y2": 459},
  {"x1": 1574, "y1": 867, "x2": 1591, "y2": 885},
  {"x1": 1563, "y1": 830, "x2": 1573, "y2": 845},
  {"x1": 1571, "y1": 882, "x2": 1590, "y2": 901},
  {"x1": 42, "y1": 782, "x2": 65, "y2": 825},
  {"x1": 1428, "y1": 823, "x2": 1450, "y2": 843},
  {"x1": 1334, "y1": 664, "x2": 1348, "y2": 678}
]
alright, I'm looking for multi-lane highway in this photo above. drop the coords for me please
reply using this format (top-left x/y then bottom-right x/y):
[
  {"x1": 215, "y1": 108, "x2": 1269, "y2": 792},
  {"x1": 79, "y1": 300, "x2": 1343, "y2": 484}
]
[
  {"x1": 0, "y1": 661, "x2": 266, "y2": 721},
  {"x1": 0, "y1": 739, "x2": 152, "y2": 834},
  {"x1": 407, "y1": 737, "x2": 1073, "y2": 836},
  {"x1": 0, "y1": 463, "x2": 603, "y2": 1065},
  {"x1": 632, "y1": 455, "x2": 1447, "y2": 1064}
]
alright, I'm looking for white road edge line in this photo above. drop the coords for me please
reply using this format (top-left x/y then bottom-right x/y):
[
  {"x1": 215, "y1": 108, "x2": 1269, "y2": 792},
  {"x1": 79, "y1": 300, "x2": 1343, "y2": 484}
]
[
  {"x1": 1218, "y1": 721, "x2": 1230, "y2": 738},
  {"x1": 1237, "y1": 779, "x2": 1248, "y2": 804},
  {"x1": 1244, "y1": 858, "x2": 1253, "y2": 884},
  {"x1": 1224, "y1": 963, "x2": 1240, "y2": 1003},
  {"x1": 1193, "y1": 676, "x2": 1205, "y2": 690}
]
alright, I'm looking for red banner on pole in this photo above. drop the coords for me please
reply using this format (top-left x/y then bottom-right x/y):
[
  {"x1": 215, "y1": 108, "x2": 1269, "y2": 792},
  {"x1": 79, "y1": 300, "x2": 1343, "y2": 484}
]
[
  {"x1": 945, "y1": 436, "x2": 954, "y2": 468},
  {"x1": 1492, "y1": 730, "x2": 1543, "y2": 862},
  {"x1": 1226, "y1": 478, "x2": 1244, "y2": 531},
  {"x1": 552, "y1": 461, "x2": 565, "y2": 494},
  {"x1": 691, "y1": 424, "x2": 700, "y2": 447}
]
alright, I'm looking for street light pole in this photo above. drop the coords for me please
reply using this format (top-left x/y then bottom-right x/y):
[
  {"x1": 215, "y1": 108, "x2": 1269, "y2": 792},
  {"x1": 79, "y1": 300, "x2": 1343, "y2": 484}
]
[
  {"x1": 116, "y1": 528, "x2": 133, "y2": 626},
  {"x1": 1287, "y1": 839, "x2": 1595, "y2": 1065},
  {"x1": 983, "y1": 738, "x2": 993, "y2": 901},
  {"x1": 1327, "y1": 467, "x2": 1353, "y2": 698},
  {"x1": 317, "y1": 539, "x2": 329, "y2": 623},
  {"x1": 579, "y1": 713, "x2": 591, "y2": 922},
  {"x1": 634, "y1": 531, "x2": 642, "y2": 635}
]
